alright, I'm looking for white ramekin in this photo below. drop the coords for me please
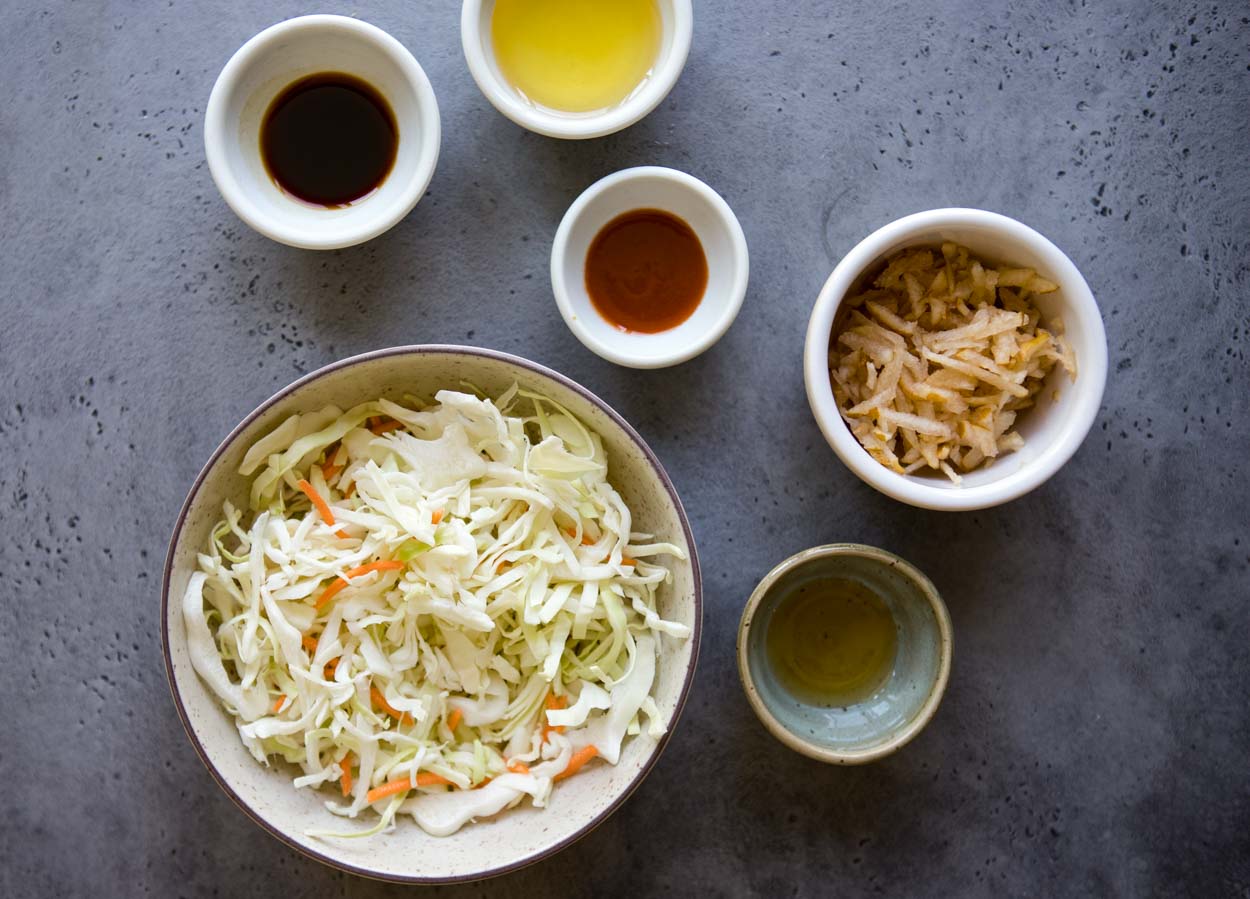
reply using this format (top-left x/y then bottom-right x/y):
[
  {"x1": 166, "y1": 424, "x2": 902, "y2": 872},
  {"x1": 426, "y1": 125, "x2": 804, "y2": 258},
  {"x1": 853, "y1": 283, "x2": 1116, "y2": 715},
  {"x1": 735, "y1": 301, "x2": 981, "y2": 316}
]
[
  {"x1": 804, "y1": 208, "x2": 1108, "y2": 511},
  {"x1": 551, "y1": 166, "x2": 749, "y2": 369},
  {"x1": 460, "y1": 0, "x2": 693, "y2": 140},
  {"x1": 204, "y1": 15, "x2": 441, "y2": 250}
]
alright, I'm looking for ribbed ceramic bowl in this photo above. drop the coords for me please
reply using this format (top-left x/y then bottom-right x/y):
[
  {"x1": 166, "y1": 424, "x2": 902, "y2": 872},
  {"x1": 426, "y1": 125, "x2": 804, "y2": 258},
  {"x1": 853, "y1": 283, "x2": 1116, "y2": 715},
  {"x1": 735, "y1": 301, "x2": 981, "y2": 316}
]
[{"x1": 161, "y1": 346, "x2": 701, "y2": 883}]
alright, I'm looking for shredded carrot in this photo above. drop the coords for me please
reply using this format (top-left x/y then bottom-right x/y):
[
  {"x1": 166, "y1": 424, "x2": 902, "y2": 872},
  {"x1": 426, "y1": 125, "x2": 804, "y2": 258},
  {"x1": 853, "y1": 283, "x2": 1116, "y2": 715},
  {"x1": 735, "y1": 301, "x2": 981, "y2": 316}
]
[
  {"x1": 315, "y1": 580, "x2": 348, "y2": 611},
  {"x1": 301, "y1": 634, "x2": 319, "y2": 654},
  {"x1": 343, "y1": 481, "x2": 356, "y2": 499},
  {"x1": 324, "y1": 657, "x2": 340, "y2": 680},
  {"x1": 541, "y1": 694, "x2": 568, "y2": 742},
  {"x1": 271, "y1": 695, "x2": 286, "y2": 713},
  {"x1": 340, "y1": 754, "x2": 353, "y2": 797},
  {"x1": 506, "y1": 761, "x2": 530, "y2": 775},
  {"x1": 359, "y1": 559, "x2": 405, "y2": 575},
  {"x1": 554, "y1": 745, "x2": 599, "y2": 781},
  {"x1": 431, "y1": 508, "x2": 445, "y2": 525},
  {"x1": 365, "y1": 779, "x2": 411, "y2": 804},
  {"x1": 564, "y1": 527, "x2": 577, "y2": 539},
  {"x1": 371, "y1": 686, "x2": 414, "y2": 728},
  {"x1": 447, "y1": 708, "x2": 463, "y2": 731},
  {"x1": 365, "y1": 773, "x2": 453, "y2": 804},
  {"x1": 314, "y1": 560, "x2": 406, "y2": 610},
  {"x1": 335, "y1": 528, "x2": 351, "y2": 539},
  {"x1": 582, "y1": 534, "x2": 595, "y2": 546},
  {"x1": 321, "y1": 445, "x2": 344, "y2": 482},
  {"x1": 370, "y1": 418, "x2": 404, "y2": 435},
  {"x1": 296, "y1": 479, "x2": 337, "y2": 526},
  {"x1": 621, "y1": 557, "x2": 636, "y2": 566}
]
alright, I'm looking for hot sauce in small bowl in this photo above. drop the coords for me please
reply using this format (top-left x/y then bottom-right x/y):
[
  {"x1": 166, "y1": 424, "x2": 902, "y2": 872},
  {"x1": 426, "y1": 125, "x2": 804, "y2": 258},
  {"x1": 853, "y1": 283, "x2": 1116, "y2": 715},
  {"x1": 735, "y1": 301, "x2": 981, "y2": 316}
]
[
  {"x1": 551, "y1": 166, "x2": 749, "y2": 369},
  {"x1": 584, "y1": 208, "x2": 708, "y2": 334}
]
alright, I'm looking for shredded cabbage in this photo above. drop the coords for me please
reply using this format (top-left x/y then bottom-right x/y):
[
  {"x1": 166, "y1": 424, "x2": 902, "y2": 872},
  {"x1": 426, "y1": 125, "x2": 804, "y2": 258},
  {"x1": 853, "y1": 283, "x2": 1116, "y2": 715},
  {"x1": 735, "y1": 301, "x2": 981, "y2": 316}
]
[{"x1": 183, "y1": 388, "x2": 690, "y2": 837}]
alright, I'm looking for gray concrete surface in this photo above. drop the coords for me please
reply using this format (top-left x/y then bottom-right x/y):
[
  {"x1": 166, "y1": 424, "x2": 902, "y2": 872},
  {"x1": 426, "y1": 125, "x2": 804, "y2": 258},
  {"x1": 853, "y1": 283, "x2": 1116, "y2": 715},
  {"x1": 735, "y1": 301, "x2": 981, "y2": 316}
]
[{"x1": 2, "y1": 1, "x2": 1248, "y2": 896}]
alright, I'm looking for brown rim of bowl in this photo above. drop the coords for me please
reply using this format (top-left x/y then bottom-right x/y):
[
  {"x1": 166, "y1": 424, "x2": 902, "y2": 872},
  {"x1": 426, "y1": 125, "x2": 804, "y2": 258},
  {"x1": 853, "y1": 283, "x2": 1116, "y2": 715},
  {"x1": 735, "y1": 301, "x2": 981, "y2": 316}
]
[
  {"x1": 160, "y1": 344, "x2": 704, "y2": 884},
  {"x1": 736, "y1": 543, "x2": 950, "y2": 765}
]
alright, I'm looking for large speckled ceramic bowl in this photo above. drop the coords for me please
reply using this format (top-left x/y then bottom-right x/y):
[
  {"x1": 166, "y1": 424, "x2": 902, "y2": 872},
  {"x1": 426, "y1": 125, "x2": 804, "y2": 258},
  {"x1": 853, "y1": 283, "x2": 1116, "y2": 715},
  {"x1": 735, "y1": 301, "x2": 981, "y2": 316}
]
[
  {"x1": 161, "y1": 346, "x2": 701, "y2": 883},
  {"x1": 737, "y1": 544, "x2": 950, "y2": 764},
  {"x1": 804, "y1": 209, "x2": 1108, "y2": 511}
]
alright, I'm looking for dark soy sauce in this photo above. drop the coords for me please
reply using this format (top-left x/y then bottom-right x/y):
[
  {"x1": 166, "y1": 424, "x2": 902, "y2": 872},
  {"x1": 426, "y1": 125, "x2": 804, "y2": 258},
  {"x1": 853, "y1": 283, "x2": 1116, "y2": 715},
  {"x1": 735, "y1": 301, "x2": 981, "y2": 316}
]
[{"x1": 260, "y1": 73, "x2": 397, "y2": 207}]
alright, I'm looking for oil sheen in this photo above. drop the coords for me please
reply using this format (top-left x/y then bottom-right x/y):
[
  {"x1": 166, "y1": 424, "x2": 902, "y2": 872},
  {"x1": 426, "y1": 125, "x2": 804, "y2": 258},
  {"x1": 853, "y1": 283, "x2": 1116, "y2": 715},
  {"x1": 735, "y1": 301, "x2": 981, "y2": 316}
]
[
  {"x1": 491, "y1": 0, "x2": 661, "y2": 113},
  {"x1": 766, "y1": 577, "x2": 898, "y2": 707}
]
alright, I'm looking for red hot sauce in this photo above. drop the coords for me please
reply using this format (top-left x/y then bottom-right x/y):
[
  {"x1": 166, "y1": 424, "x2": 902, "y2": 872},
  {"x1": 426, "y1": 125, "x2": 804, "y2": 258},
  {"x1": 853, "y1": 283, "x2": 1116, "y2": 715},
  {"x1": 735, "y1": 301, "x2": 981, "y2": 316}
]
[{"x1": 584, "y1": 209, "x2": 708, "y2": 333}]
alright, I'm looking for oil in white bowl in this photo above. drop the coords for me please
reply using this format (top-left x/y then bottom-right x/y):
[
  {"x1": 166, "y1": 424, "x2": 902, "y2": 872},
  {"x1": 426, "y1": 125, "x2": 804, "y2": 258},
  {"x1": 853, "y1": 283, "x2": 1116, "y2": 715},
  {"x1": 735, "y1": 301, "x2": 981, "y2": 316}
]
[{"x1": 491, "y1": 0, "x2": 662, "y2": 113}]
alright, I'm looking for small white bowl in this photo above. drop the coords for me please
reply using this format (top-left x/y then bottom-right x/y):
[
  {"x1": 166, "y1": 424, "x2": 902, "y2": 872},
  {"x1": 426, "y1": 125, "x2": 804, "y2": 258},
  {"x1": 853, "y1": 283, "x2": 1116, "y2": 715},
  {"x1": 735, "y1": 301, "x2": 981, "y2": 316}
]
[
  {"x1": 551, "y1": 166, "x2": 749, "y2": 369},
  {"x1": 460, "y1": 0, "x2": 692, "y2": 140},
  {"x1": 804, "y1": 208, "x2": 1108, "y2": 511},
  {"x1": 204, "y1": 15, "x2": 441, "y2": 250}
]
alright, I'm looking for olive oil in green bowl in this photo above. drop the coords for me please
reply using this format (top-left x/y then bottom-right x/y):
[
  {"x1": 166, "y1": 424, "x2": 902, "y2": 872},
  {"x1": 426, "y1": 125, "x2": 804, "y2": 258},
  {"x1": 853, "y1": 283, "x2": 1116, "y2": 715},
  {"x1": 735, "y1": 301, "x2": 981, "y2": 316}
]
[{"x1": 737, "y1": 545, "x2": 952, "y2": 764}]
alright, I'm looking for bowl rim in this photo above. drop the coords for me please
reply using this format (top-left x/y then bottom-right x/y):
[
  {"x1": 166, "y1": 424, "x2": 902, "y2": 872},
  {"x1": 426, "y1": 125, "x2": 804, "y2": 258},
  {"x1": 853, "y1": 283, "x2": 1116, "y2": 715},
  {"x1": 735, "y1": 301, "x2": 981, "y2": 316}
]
[
  {"x1": 550, "y1": 165, "x2": 750, "y2": 369},
  {"x1": 803, "y1": 207, "x2": 1108, "y2": 511},
  {"x1": 160, "y1": 344, "x2": 703, "y2": 883},
  {"x1": 203, "y1": 14, "x2": 442, "y2": 250},
  {"x1": 459, "y1": 0, "x2": 693, "y2": 140},
  {"x1": 736, "y1": 543, "x2": 951, "y2": 765}
]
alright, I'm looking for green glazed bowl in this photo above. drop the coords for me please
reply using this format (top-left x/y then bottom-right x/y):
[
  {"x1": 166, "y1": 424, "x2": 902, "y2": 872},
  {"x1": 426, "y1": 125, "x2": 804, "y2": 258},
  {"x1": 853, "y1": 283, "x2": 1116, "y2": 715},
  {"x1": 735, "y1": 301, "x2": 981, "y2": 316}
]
[{"x1": 737, "y1": 544, "x2": 952, "y2": 764}]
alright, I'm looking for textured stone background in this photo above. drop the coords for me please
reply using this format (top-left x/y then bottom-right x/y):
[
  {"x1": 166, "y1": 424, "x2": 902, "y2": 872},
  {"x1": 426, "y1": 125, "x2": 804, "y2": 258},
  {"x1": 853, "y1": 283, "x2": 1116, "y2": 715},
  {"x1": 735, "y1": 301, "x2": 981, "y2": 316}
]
[{"x1": 1, "y1": 1, "x2": 1247, "y2": 896}]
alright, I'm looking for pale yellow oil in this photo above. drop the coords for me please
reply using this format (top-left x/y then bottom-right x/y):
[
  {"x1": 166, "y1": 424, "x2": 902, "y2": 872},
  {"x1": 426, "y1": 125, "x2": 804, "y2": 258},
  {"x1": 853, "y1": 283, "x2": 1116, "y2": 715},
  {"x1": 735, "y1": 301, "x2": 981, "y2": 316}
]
[
  {"x1": 491, "y1": 0, "x2": 662, "y2": 113},
  {"x1": 766, "y1": 577, "x2": 898, "y2": 707}
]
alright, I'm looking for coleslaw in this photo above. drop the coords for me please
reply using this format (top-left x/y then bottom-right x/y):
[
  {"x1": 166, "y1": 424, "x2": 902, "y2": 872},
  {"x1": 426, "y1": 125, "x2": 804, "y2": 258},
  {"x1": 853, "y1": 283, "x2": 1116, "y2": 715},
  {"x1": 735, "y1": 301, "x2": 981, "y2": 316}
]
[{"x1": 183, "y1": 386, "x2": 690, "y2": 837}]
